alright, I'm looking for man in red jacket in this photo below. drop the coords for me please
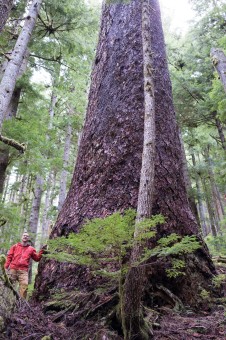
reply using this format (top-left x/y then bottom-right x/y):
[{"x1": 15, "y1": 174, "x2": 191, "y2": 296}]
[{"x1": 4, "y1": 231, "x2": 44, "y2": 299}]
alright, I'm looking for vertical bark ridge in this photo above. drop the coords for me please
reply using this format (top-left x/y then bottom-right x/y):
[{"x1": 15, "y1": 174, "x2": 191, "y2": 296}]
[{"x1": 122, "y1": 1, "x2": 155, "y2": 338}]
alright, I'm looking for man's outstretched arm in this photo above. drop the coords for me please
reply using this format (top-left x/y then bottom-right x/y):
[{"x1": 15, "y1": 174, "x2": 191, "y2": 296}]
[{"x1": 31, "y1": 248, "x2": 44, "y2": 262}]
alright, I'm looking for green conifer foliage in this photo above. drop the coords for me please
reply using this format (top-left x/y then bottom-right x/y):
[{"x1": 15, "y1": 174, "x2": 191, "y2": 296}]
[{"x1": 47, "y1": 211, "x2": 201, "y2": 281}]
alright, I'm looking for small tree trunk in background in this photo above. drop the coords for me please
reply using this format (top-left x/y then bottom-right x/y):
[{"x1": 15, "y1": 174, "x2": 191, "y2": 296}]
[
  {"x1": 50, "y1": 170, "x2": 57, "y2": 207},
  {"x1": 41, "y1": 172, "x2": 53, "y2": 240},
  {"x1": 21, "y1": 174, "x2": 34, "y2": 227},
  {"x1": 211, "y1": 48, "x2": 226, "y2": 93},
  {"x1": 201, "y1": 177, "x2": 218, "y2": 237},
  {"x1": 13, "y1": 172, "x2": 20, "y2": 203},
  {"x1": 191, "y1": 153, "x2": 208, "y2": 236},
  {"x1": 2, "y1": 172, "x2": 9, "y2": 202},
  {"x1": 0, "y1": 0, "x2": 42, "y2": 130},
  {"x1": 48, "y1": 91, "x2": 57, "y2": 129},
  {"x1": 180, "y1": 132, "x2": 200, "y2": 226},
  {"x1": 9, "y1": 172, "x2": 20, "y2": 203},
  {"x1": 19, "y1": 173, "x2": 28, "y2": 219},
  {"x1": 204, "y1": 146, "x2": 222, "y2": 230},
  {"x1": 0, "y1": 0, "x2": 13, "y2": 33},
  {"x1": 28, "y1": 174, "x2": 43, "y2": 283},
  {"x1": 39, "y1": 85, "x2": 57, "y2": 238},
  {"x1": 58, "y1": 122, "x2": 72, "y2": 211},
  {"x1": 213, "y1": 112, "x2": 226, "y2": 151},
  {"x1": 18, "y1": 174, "x2": 27, "y2": 203},
  {"x1": 29, "y1": 174, "x2": 43, "y2": 236},
  {"x1": 215, "y1": 185, "x2": 225, "y2": 218}
]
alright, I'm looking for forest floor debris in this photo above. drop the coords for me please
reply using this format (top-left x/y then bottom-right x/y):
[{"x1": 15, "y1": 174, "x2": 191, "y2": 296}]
[
  {"x1": 0, "y1": 299, "x2": 225, "y2": 340},
  {"x1": 1, "y1": 265, "x2": 226, "y2": 340}
]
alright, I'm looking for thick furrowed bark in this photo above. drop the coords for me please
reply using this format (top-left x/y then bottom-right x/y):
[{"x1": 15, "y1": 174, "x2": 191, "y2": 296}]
[{"x1": 52, "y1": 0, "x2": 144, "y2": 236}]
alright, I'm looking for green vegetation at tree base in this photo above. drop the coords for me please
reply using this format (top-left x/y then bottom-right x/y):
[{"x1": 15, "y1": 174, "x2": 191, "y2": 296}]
[{"x1": 47, "y1": 210, "x2": 201, "y2": 280}]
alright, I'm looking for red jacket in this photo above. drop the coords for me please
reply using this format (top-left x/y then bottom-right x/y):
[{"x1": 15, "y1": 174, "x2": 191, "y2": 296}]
[{"x1": 4, "y1": 243, "x2": 43, "y2": 271}]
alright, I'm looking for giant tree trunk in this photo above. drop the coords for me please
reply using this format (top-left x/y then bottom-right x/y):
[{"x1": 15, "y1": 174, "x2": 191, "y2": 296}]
[
  {"x1": 0, "y1": 0, "x2": 13, "y2": 33},
  {"x1": 35, "y1": 0, "x2": 215, "y2": 336},
  {"x1": 51, "y1": 0, "x2": 203, "y2": 241},
  {"x1": 0, "y1": 0, "x2": 42, "y2": 130}
]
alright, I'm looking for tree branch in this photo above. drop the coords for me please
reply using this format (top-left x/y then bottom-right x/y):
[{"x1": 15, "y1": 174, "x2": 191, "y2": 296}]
[
  {"x1": 0, "y1": 135, "x2": 26, "y2": 153},
  {"x1": 30, "y1": 53, "x2": 61, "y2": 62}
]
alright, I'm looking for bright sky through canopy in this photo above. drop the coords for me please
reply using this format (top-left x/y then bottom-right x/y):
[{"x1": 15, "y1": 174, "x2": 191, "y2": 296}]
[
  {"x1": 33, "y1": 0, "x2": 195, "y2": 85},
  {"x1": 160, "y1": 0, "x2": 195, "y2": 32},
  {"x1": 87, "y1": 0, "x2": 195, "y2": 33}
]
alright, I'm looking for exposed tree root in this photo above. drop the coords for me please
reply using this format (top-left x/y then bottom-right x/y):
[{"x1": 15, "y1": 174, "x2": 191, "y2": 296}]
[{"x1": 155, "y1": 285, "x2": 185, "y2": 312}]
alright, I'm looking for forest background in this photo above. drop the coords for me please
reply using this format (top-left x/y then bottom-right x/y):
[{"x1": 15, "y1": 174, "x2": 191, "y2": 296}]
[{"x1": 0, "y1": 0, "x2": 225, "y2": 276}]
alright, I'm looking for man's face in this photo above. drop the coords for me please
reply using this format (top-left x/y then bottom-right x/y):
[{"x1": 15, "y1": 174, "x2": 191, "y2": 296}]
[{"x1": 22, "y1": 233, "x2": 30, "y2": 243}]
